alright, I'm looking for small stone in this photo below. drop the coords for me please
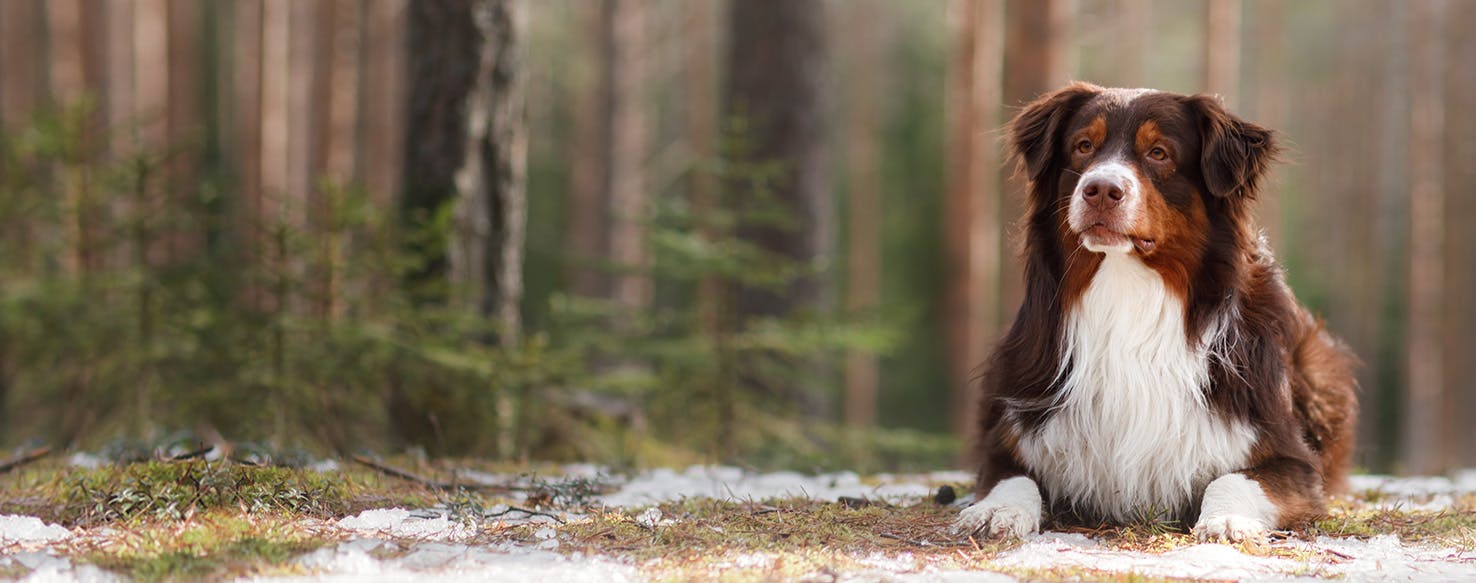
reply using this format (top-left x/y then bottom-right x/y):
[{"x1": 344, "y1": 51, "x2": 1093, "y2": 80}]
[{"x1": 934, "y1": 485, "x2": 957, "y2": 505}]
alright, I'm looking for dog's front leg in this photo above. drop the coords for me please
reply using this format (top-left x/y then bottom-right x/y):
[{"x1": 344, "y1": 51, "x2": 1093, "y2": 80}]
[
  {"x1": 953, "y1": 475, "x2": 1044, "y2": 539},
  {"x1": 1194, "y1": 457, "x2": 1324, "y2": 542}
]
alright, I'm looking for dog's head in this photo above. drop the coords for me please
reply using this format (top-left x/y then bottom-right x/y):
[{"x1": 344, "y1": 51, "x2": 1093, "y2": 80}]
[{"x1": 1009, "y1": 83, "x2": 1279, "y2": 264}]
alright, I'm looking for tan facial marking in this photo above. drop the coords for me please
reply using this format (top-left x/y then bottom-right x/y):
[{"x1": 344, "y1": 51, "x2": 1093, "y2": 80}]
[
  {"x1": 1086, "y1": 116, "x2": 1107, "y2": 146},
  {"x1": 1136, "y1": 120, "x2": 1163, "y2": 155}
]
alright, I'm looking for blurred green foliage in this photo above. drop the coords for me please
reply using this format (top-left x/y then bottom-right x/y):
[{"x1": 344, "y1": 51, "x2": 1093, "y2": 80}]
[{"x1": 0, "y1": 103, "x2": 958, "y2": 472}]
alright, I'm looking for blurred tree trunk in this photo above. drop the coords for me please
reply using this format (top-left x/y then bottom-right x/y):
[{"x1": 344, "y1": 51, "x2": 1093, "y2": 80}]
[
  {"x1": 1203, "y1": 0, "x2": 1241, "y2": 107},
  {"x1": 725, "y1": 0, "x2": 833, "y2": 410},
  {"x1": 360, "y1": 0, "x2": 408, "y2": 315},
  {"x1": 234, "y1": 0, "x2": 267, "y2": 310},
  {"x1": 403, "y1": 0, "x2": 481, "y2": 302},
  {"x1": 47, "y1": 0, "x2": 107, "y2": 276},
  {"x1": 1000, "y1": 0, "x2": 1070, "y2": 322},
  {"x1": 166, "y1": 0, "x2": 202, "y2": 262},
  {"x1": 565, "y1": 0, "x2": 649, "y2": 310},
  {"x1": 0, "y1": 0, "x2": 43, "y2": 130},
  {"x1": 945, "y1": 0, "x2": 1004, "y2": 438},
  {"x1": 313, "y1": 0, "x2": 363, "y2": 321},
  {"x1": 1404, "y1": 0, "x2": 1447, "y2": 475},
  {"x1": 404, "y1": 0, "x2": 527, "y2": 338},
  {"x1": 1444, "y1": 0, "x2": 1476, "y2": 468},
  {"x1": 604, "y1": 0, "x2": 651, "y2": 317},
  {"x1": 565, "y1": 2, "x2": 611, "y2": 300},
  {"x1": 1113, "y1": 0, "x2": 1148, "y2": 87},
  {"x1": 840, "y1": 0, "x2": 892, "y2": 428},
  {"x1": 401, "y1": 0, "x2": 526, "y2": 456},
  {"x1": 361, "y1": 0, "x2": 406, "y2": 208},
  {"x1": 1249, "y1": 0, "x2": 1283, "y2": 247},
  {"x1": 684, "y1": 0, "x2": 720, "y2": 336}
]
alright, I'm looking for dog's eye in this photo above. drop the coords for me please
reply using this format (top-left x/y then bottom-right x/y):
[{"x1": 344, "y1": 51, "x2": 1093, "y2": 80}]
[
  {"x1": 1147, "y1": 146, "x2": 1168, "y2": 161},
  {"x1": 1075, "y1": 139, "x2": 1094, "y2": 155}
]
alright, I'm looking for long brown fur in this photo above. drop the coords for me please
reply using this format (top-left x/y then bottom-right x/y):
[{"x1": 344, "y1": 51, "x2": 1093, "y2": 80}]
[{"x1": 972, "y1": 82, "x2": 1359, "y2": 529}]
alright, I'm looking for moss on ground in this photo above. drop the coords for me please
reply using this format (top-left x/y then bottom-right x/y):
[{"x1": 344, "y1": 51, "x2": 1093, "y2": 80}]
[
  {"x1": 78, "y1": 511, "x2": 333, "y2": 582},
  {"x1": 0, "y1": 458, "x2": 450, "y2": 525}
]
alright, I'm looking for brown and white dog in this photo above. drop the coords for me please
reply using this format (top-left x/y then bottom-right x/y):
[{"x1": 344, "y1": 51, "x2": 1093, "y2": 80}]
[{"x1": 955, "y1": 83, "x2": 1358, "y2": 542}]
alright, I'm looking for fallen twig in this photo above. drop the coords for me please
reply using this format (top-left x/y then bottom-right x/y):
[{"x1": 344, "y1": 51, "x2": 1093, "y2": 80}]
[
  {"x1": 879, "y1": 531, "x2": 970, "y2": 548},
  {"x1": 486, "y1": 504, "x2": 567, "y2": 524},
  {"x1": 171, "y1": 445, "x2": 214, "y2": 461},
  {"x1": 350, "y1": 455, "x2": 527, "y2": 493},
  {"x1": 352, "y1": 454, "x2": 458, "y2": 488},
  {"x1": 0, "y1": 446, "x2": 51, "y2": 474}
]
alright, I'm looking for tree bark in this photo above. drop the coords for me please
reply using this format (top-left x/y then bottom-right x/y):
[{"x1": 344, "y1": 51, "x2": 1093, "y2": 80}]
[
  {"x1": 1000, "y1": 0, "x2": 1070, "y2": 324},
  {"x1": 1403, "y1": 0, "x2": 1447, "y2": 475},
  {"x1": 0, "y1": 0, "x2": 43, "y2": 130},
  {"x1": 1249, "y1": 0, "x2": 1283, "y2": 247},
  {"x1": 946, "y1": 0, "x2": 1004, "y2": 439},
  {"x1": 1444, "y1": 0, "x2": 1476, "y2": 468},
  {"x1": 1113, "y1": 0, "x2": 1148, "y2": 87},
  {"x1": 726, "y1": 0, "x2": 832, "y2": 318},
  {"x1": 840, "y1": 0, "x2": 892, "y2": 428},
  {"x1": 403, "y1": 0, "x2": 482, "y2": 301},
  {"x1": 605, "y1": 0, "x2": 651, "y2": 317},
  {"x1": 724, "y1": 0, "x2": 833, "y2": 414},
  {"x1": 404, "y1": 0, "x2": 526, "y2": 340},
  {"x1": 1203, "y1": 0, "x2": 1241, "y2": 108},
  {"x1": 684, "y1": 0, "x2": 720, "y2": 336},
  {"x1": 565, "y1": 1, "x2": 610, "y2": 300}
]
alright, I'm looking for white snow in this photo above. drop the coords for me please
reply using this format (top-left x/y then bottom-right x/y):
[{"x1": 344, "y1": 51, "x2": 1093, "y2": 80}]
[
  {"x1": 597, "y1": 465, "x2": 967, "y2": 507},
  {"x1": 336, "y1": 509, "x2": 475, "y2": 541},
  {"x1": 0, "y1": 515, "x2": 70, "y2": 545},
  {"x1": 1346, "y1": 473, "x2": 1476, "y2": 511},
  {"x1": 256, "y1": 540, "x2": 639, "y2": 583},
  {"x1": 1, "y1": 553, "x2": 121, "y2": 583}
]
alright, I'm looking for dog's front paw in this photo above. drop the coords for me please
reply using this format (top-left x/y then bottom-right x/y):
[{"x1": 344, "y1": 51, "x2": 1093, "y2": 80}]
[
  {"x1": 953, "y1": 476, "x2": 1043, "y2": 539},
  {"x1": 1194, "y1": 473, "x2": 1277, "y2": 543},
  {"x1": 1192, "y1": 513, "x2": 1269, "y2": 542}
]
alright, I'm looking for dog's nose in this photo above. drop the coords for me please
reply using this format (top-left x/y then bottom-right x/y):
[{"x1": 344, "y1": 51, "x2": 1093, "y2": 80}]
[{"x1": 1081, "y1": 178, "x2": 1125, "y2": 209}]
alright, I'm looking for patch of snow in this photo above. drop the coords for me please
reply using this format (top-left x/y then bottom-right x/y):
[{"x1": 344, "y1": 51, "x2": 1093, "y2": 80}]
[
  {"x1": 308, "y1": 459, "x2": 340, "y2": 472},
  {"x1": 258, "y1": 541, "x2": 639, "y2": 583},
  {"x1": 0, "y1": 516, "x2": 71, "y2": 545},
  {"x1": 336, "y1": 509, "x2": 474, "y2": 541},
  {"x1": 856, "y1": 550, "x2": 918, "y2": 571},
  {"x1": 4, "y1": 553, "x2": 122, "y2": 583},
  {"x1": 634, "y1": 508, "x2": 663, "y2": 529},
  {"x1": 1346, "y1": 474, "x2": 1476, "y2": 511},
  {"x1": 65, "y1": 452, "x2": 104, "y2": 469},
  {"x1": 598, "y1": 465, "x2": 942, "y2": 507},
  {"x1": 889, "y1": 571, "x2": 1017, "y2": 583}
]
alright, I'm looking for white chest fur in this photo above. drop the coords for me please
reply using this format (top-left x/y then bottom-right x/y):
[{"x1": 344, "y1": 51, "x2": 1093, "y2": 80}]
[{"x1": 1016, "y1": 253, "x2": 1255, "y2": 522}]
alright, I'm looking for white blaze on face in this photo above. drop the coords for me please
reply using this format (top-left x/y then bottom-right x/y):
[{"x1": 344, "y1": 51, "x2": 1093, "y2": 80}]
[{"x1": 1070, "y1": 158, "x2": 1145, "y2": 254}]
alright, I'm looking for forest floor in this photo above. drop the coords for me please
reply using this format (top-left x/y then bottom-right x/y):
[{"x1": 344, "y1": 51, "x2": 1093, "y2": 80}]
[{"x1": 0, "y1": 453, "x2": 1473, "y2": 582}]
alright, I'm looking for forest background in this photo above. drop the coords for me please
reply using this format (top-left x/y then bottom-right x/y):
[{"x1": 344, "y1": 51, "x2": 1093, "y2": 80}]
[{"x1": 0, "y1": 0, "x2": 1470, "y2": 476}]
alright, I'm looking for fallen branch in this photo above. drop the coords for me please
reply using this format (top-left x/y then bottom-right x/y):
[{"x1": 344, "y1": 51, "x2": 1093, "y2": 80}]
[
  {"x1": 171, "y1": 445, "x2": 214, "y2": 461},
  {"x1": 879, "y1": 531, "x2": 970, "y2": 548},
  {"x1": 352, "y1": 454, "x2": 460, "y2": 489},
  {"x1": 0, "y1": 446, "x2": 51, "y2": 475},
  {"x1": 486, "y1": 504, "x2": 567, "y2": 524},
  {"x1": 350, "y1": 455, "x2": 529, "y2": 493}
]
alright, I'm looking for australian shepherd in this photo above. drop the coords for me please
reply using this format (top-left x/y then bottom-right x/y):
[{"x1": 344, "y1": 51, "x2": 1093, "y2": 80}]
[{"x1": 956, "y1": 83, "x2": 1358, "y2": 542}]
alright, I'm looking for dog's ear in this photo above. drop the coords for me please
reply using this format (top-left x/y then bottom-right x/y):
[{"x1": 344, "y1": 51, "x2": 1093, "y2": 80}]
[
  {"x1": 1009, "y1": 82, "x2": 1101, "y2": 183},
  {"x1": 1185, "y1": 94, "x2": 1280, "y2": 199}
]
